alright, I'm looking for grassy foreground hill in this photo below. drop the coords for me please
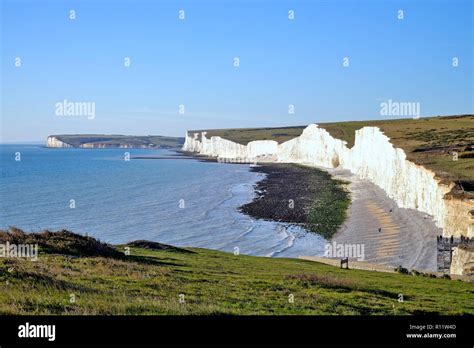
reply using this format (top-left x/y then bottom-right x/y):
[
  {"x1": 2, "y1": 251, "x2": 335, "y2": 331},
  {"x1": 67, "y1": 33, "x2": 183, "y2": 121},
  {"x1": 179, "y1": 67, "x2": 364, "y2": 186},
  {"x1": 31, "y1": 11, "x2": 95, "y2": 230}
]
[{"x1": 0, "y1": 229, "x2": 472, "y2": 315}]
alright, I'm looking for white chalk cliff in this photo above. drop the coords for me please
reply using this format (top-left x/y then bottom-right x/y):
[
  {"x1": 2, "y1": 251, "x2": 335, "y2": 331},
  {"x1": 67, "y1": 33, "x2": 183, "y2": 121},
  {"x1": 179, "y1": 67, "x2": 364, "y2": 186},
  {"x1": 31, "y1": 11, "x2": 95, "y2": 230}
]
[
  {"x1": 46, "y1": 136, "x2": 73, "y2": 148},
  {"x1": 183, "y1": 124, "x2": 473, "y2": 238}
]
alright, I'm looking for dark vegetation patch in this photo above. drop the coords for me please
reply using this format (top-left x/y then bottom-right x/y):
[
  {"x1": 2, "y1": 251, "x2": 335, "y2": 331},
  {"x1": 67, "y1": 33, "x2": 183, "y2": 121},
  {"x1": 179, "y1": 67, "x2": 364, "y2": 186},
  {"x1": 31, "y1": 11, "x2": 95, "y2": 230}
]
[
  {"x1": 285, "y1": 273, "x2": 358, "y2": 290},
  {"x1": 455, "y1": 180, "x2": 474, "y2": 192},
  {"x1": 0, "y1": 227, "x2": 122, "y2": 258},
  {"x1": 126, "y1": 240, "x2": 194, "y2": 253},
  {"x1": 285, "y1": 274, "x2": 400, "y2": 299},
  {"x1": 405, "y1": 128, "x2": 474, "y2": 148}
]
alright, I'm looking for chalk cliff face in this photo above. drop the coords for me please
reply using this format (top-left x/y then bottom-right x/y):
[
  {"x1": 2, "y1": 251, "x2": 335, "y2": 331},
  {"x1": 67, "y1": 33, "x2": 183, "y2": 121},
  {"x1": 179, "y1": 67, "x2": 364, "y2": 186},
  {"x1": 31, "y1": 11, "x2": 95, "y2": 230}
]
[
  {"x1": 203, "y1": 134, "x2": 248, "y2": 158},
  {"x1": 247, "y1": 140, "x2": 279, "y2": 160},
  {"x1": 278, "y1": 124, "x2": 348, "y2": 167},
  {"x1": 344, "y1": 127, "x2": 453, "y2": 233},
  {"x1": 183, "y1": 132, "x2": 203, "y2": 153},
  {"x1": 184, "y1": 132, "x2": 279, "y2": 161},
  {"x1": 46, "y1": 136, "x2": 73, "y2": 148},
  {"x1": 183, "y1": 124, "x2": 474, "y2": 238}
]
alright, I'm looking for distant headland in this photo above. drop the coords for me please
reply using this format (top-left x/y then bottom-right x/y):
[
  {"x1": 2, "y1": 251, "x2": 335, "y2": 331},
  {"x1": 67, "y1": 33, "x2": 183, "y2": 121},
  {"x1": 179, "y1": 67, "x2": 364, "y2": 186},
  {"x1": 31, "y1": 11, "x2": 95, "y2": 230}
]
[{"x1": 46, "y1": 134, "x2": 184, "y2": 149}]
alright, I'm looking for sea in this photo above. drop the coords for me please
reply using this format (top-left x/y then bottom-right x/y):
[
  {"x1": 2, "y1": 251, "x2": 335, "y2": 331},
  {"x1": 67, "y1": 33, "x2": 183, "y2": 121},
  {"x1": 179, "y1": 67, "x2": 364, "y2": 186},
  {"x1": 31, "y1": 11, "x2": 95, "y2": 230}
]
[{"x1": 0, "y1": 145, "x2": 326, "y2": 258}]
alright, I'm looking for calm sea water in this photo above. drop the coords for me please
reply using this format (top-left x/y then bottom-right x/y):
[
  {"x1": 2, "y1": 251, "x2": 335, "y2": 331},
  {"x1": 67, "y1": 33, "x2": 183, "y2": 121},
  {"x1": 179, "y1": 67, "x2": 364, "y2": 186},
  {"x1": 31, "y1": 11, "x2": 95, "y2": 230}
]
[{"x1": 0, "y1": 145, "x2": 326, "y2": 258}]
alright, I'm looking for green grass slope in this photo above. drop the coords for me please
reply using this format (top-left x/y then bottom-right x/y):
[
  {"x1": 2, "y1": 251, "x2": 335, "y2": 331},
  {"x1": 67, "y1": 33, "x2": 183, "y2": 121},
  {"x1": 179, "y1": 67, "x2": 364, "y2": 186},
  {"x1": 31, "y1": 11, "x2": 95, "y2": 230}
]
[{"x1": 0, "y1": 230, "x2": 472, "y2": 315}]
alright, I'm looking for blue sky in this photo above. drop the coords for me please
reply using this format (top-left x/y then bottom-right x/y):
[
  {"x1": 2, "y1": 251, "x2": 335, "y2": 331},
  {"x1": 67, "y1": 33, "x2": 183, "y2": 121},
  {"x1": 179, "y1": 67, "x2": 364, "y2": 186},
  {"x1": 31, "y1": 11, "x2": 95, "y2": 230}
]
[{"x1": 1, "y1": 0, "x2": 472, "y2": 141}]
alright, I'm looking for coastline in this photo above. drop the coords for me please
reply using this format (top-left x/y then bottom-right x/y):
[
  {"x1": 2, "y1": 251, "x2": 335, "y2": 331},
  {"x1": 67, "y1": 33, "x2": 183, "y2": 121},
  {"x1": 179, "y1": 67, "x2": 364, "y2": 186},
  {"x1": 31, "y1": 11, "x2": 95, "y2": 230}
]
[{"x1": 177, "y1": 150, "x2": 440, "y2": 272}]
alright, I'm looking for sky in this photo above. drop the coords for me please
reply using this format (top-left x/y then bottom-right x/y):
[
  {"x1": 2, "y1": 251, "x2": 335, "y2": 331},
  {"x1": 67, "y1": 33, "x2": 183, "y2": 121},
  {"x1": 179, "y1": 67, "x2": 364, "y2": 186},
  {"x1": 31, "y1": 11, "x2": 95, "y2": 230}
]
[{"x1": 1, "y1": 0, "x2": 472, "y2": 142}]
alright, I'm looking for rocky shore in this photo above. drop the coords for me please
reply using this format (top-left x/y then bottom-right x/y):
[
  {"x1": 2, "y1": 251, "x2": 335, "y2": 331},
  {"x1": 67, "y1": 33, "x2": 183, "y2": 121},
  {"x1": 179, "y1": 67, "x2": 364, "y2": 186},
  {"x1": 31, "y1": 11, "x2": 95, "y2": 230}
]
[{"x1": 239, "y1": 163, "x2": 350, "y2": 239}]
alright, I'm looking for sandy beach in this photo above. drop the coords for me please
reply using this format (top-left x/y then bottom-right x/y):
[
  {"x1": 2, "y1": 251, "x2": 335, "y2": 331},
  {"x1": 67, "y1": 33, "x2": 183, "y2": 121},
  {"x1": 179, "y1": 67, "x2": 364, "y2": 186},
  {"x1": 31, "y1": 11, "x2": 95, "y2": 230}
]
[{"x1": 327, "y1": 167, "x2": 441, "y2": 272}]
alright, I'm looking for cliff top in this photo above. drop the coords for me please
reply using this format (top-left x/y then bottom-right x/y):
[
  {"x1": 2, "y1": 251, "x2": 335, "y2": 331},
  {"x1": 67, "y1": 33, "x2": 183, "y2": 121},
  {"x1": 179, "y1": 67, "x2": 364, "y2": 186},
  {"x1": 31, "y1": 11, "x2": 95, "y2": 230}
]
[
  {"x1": 189, "y1": 114, "x2": 474, "y2": 184},
  {"x1": 49, "y1": 134, "x2": 184, "y2": 148}
]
